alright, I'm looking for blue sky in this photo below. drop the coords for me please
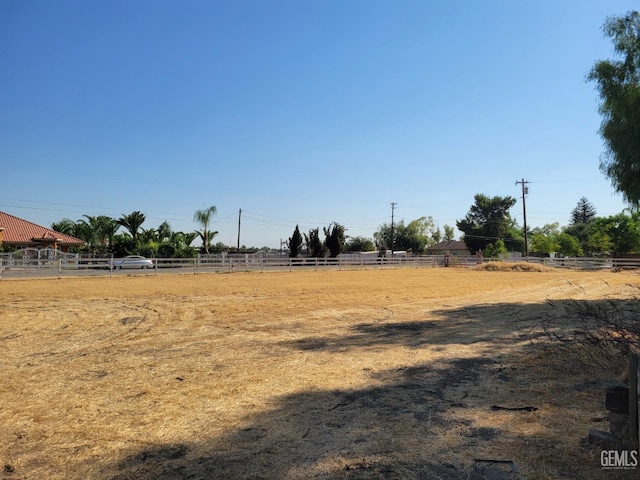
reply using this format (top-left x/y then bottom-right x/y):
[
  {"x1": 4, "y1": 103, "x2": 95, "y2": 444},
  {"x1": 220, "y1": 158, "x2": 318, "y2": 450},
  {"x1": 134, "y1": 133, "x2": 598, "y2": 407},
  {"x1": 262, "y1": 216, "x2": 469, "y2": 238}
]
[{"x1": 1, "y1": 0, "x2": 638, "y2": 248}]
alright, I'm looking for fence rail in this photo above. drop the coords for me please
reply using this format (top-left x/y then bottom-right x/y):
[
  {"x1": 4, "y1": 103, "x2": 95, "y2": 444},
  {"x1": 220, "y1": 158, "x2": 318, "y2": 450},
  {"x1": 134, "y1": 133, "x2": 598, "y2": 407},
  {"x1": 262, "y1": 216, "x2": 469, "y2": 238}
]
[{"x1": 2, "y1": 251, "x2": 640, "y2": 279}]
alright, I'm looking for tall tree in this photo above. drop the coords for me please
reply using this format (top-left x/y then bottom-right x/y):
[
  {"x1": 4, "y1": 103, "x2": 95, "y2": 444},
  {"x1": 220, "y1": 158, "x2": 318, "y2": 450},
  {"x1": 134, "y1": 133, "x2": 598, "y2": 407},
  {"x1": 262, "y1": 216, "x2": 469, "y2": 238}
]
[
  {"x1": 344, "y1": 236, "x2": 375, "y2": 252},
  {"x1": 456, "y1": 194, "x2": 518, "y2": 254},
  {"x1": 406, "y1": 216, "x2": 438, "y2": 251},
  {"x1": 564, "y1": 222, "x2": 591, "y2": 255},
  {"x1": 77, "y1": 215, "x2": 119, "y2": 253},
  {"x1": 432, "y1": 228, "x2": 442, "y2": 244},
  {"x1": 588, "y1": 11, "x2": 640, "y2": 206},
  {"x1": 528, "y1": 223, "x2": 583, "y2": 257},
  {"x1": 590, "y1": 212, "x2": 640, "y2": 254},
  {"x1": 570, "y1": 197, "x2": 597, "y2": 225},
  {"x1": 100, "y1": 216, "x2": 119, "y2": 249},
  {"x1": 304, "y1": 228, "x2": 326, "y2": 257},
  {"x1": 557, "y1": 233, "x2": 584, "y2": 257},
  {"x1": 374, "y1": 216, "x2": 437, "y2": 253},
  {"x1": 529, "y1": 223, "x2": 561, "y2": 256},
  {"x1": 118, "y1": 211, "x2": 146, "y2": 243},
  {"x1": 324, "y1": 222, "x2": 346, "y2": 257},
  {"x1": 51, "y1": 218, "x2": 78, "y2": 236},
  {"x1": 586, "y1": 220, "x2": 614, "y2": 256},
  {"x1": 156, "y1": 221, "x2": 172, "y2": 242},
  {"x1": 443, "y1": 225, "x2": 456, "y2": 241},
  {"x1": 288, "y1": 225, "x2": 303, "y2": 258},
  {"x1": 193, "y1": 206, "x2": 218, "y2": 254}
]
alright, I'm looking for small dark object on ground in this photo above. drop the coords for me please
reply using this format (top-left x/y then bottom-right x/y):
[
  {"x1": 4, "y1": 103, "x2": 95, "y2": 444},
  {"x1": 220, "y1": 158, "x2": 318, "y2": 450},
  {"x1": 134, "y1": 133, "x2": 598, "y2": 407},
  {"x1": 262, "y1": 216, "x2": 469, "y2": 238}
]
[{"x1": 490, "y1": 405, "x2": 538, "y2": 412}]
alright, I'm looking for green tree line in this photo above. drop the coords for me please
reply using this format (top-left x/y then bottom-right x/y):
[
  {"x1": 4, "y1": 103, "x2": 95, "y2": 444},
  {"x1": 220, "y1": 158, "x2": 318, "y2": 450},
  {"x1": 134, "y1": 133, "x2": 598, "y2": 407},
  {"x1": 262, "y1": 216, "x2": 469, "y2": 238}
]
[
  {"x1": 456, "y1": 194, "x2": 640, "y2": 258},
  {"x1": 49, "y1": 206, "x2": 221, "y2": 257}
]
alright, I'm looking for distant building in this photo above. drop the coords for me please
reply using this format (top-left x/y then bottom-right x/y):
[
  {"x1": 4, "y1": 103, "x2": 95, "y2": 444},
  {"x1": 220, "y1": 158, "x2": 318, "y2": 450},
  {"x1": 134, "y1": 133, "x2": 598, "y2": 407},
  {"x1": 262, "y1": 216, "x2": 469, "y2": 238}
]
[
  {"x1": 0, "y1": 211, "x2": 84, "y2": 252},
  {"x1": 426, "y1": 240, "x2": 470, "y2": 256}
]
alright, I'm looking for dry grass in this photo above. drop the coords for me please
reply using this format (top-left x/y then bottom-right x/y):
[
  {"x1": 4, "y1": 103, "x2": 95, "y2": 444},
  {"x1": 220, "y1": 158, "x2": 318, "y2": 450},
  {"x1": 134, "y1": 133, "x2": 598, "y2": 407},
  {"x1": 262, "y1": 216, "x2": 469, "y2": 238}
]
[
  {"x1": 1, "y1": 268, "x2": 638, "y2": 479},
  {"x1": 473, "y1": 261, "x2": 552, "y2": 272}
]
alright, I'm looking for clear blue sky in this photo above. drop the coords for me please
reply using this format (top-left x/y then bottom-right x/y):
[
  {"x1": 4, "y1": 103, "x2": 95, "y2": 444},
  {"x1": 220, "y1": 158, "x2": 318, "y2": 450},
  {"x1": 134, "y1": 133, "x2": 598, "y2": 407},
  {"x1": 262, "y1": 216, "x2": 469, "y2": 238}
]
[{"x1": 1, "y1": 0, "x2": 637, "y2": 248}]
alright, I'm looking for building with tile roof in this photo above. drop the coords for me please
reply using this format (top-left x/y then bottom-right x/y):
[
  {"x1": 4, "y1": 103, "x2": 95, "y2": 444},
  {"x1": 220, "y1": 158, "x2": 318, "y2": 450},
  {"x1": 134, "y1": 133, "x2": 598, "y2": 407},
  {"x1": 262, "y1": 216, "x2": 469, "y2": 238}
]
[{"x1": 0, "y1": 211, "x2": 85, "y2": 252}]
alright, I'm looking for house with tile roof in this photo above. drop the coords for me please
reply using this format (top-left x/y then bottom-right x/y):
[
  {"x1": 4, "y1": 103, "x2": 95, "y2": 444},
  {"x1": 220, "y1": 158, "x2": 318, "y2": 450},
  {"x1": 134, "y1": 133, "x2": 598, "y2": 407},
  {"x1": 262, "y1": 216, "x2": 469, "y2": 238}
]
[{"x1": 0, "y1": 211, "x2": 85, "y2": 252}]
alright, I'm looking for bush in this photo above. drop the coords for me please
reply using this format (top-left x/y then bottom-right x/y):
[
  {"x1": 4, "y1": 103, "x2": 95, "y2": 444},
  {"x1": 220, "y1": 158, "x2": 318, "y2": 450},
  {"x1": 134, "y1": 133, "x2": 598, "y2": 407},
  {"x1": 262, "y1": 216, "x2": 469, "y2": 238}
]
[{"x1": 540, "y1": 293, "x2": 640, "y2": 367}]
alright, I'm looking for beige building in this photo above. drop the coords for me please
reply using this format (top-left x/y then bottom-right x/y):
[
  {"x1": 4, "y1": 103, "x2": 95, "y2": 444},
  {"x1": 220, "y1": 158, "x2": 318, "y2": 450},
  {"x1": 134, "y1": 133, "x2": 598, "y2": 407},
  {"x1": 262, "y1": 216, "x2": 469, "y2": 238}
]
[{"x1": 426, "y1": 240, "x2": 470, "y2": 256}]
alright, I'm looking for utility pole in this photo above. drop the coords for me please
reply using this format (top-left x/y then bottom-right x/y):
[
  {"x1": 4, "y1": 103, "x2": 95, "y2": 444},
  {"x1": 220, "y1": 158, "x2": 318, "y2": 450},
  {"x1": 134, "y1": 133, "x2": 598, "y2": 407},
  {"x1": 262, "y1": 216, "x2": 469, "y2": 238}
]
[
  {"x1": 390, "y1": 202, "x2": 397, "y2": 256},
  {"x1": 515, "y1": 179, "x2": 530, "y2": 257},
  {"x1": 237, "y1": 208, "x2": 242, "y2": 252}
]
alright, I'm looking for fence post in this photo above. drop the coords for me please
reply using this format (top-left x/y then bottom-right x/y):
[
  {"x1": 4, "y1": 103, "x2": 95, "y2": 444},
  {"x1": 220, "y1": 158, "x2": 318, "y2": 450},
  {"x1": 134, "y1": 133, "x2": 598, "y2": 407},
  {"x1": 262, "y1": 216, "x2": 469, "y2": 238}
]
[
  {"x1": 0, "y1": 257, "x2": 3, "y2": 279},
  {"x1": 58, "y1": 258, "x2": 62, "y2": 278},
  {"x1": 630, "y1": 353, "x2": 639, "y2": 449}
]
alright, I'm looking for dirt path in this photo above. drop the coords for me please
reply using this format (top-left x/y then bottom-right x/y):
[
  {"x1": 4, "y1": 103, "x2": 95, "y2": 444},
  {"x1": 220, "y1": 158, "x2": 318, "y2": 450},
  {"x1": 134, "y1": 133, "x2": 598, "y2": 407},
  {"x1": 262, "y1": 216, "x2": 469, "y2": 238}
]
[{"x1": 1, "y1": 268, "x2": 638, "y2": 479}]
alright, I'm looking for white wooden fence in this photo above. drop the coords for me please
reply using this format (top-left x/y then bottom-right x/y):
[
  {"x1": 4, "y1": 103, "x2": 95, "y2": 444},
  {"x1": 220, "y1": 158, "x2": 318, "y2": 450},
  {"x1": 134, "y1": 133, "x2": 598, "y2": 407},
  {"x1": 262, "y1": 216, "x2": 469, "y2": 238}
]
[{"x1": 2, "y1": 249, "x2": 640, "y2": 278}]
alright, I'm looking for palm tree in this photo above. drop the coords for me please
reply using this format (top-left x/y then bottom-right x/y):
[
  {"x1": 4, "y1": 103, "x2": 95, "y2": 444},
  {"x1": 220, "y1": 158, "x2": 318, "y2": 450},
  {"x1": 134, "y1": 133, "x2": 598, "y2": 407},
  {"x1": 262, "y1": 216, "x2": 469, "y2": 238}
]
[
  {"x1": 118, "y1": 211, "x2": 146, "y2": 243},
  {"x1": 76, "y1": 215, "x2": 119, "y2": 253},
  {"x1": 180, "y1": 231, "x2": 199, "y2": 249},
  {"x1": 139, "y1": 228, "x2": 158, "y2": 244},
  {"x1": 193, "y1": 206, "x2": 218, "y2": 254},
  {"x1": 51, "y1": 218, "x2": 78, "y2": 236},
  {"x1": 100, "y1": 217, "x2": 119, "y2": 249},
  {"x1": 156, "y1": 221, "x2": 172, "y2": 243},
  {"x1": 164, "y1": 231, "x2": 198, "y2": 258}
]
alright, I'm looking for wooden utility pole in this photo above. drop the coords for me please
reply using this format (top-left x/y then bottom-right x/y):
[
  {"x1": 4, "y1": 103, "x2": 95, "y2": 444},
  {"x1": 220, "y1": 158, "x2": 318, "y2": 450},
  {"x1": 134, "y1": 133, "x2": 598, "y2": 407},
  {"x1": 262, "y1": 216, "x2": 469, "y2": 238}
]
[
  {"x1": 237, "y1": 208, "x2": 242, "y2": 252},
  {"x1": 390, "y1": 202, "x2": 397, "y2": 256},
  {"x1": 515, "y1": 179, "x2": 530, "y2": 256}
]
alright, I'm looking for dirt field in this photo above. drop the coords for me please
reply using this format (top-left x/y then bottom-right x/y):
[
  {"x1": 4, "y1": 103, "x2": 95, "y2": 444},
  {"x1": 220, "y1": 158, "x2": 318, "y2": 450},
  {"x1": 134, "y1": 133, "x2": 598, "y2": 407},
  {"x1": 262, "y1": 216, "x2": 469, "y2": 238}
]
[{"x1": 1, "y1": 267, "x2": 638, "y2": 479}]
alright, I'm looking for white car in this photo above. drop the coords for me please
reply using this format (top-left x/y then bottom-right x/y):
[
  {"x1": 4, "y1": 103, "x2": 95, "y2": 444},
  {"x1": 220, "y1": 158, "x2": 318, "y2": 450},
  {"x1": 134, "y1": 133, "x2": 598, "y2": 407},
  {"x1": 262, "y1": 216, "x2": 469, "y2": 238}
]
[{"x1": 112, "y1": 255, "x2": 154, "y2": 269}]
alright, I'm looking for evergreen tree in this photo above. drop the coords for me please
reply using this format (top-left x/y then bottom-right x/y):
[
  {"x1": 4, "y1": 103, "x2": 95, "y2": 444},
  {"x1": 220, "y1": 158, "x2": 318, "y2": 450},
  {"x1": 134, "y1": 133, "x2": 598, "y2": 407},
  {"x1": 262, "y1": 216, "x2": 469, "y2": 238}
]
[
  {"x1": 323, "y1": 222, "x2": 346, "y2": 257},
  {"x1": 570, "y1": 197, "x2": 597, "y2": 225},
  {"x1": 288, "y1": 225, "x2": 303, "y2": 258},
  {"x1": 304, "y1": 228, "x2": 326, "y2": 257}
]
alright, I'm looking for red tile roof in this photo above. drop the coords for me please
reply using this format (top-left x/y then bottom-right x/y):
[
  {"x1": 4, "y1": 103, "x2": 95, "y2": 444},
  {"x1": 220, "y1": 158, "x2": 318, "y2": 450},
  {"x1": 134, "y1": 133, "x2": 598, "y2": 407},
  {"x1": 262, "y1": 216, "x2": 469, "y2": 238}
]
[{"x1": 0, "y1": 211, "x2": 84, "y2": 246}]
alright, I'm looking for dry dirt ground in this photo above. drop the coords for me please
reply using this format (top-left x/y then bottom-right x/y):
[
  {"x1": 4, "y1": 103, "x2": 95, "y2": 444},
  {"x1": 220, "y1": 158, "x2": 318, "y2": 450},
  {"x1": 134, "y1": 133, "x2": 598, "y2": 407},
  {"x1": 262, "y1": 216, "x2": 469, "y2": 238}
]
[{"x1": 1, "y1": 266, "x2": 639, "y2": 479}]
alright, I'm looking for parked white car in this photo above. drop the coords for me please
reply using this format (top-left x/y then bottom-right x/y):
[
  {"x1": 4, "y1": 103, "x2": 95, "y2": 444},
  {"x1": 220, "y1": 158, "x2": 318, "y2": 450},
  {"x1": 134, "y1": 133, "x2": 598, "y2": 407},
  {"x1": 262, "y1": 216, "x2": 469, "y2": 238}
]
[{"x1": 112, "y1": 255, "x2": 154, "y2": 269}]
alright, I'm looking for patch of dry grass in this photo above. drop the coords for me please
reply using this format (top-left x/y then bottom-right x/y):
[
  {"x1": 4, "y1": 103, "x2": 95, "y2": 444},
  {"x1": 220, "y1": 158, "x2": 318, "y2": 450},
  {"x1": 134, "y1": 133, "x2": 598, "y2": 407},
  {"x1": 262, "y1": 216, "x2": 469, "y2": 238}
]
[
  {"x1": 1, "y1": 268, "x2": 638, "y2": 479},
  {"x1": 473, "y1": 261, "x2": 552, "y2": 272}
]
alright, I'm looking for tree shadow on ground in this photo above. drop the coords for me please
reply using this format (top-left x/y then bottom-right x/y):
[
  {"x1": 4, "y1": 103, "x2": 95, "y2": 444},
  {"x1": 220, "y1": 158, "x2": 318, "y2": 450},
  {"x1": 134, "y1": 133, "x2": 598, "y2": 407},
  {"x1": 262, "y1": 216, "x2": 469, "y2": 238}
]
[
  {"x1": 279, "y1": 301, "x2": 550, "y2": 357},
  {"x1": 107, "y1": 357, "x2": 502, "y2": 480},
  {"x1": 98, "y1": 299, "x2": 635, "y2": 480}
]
